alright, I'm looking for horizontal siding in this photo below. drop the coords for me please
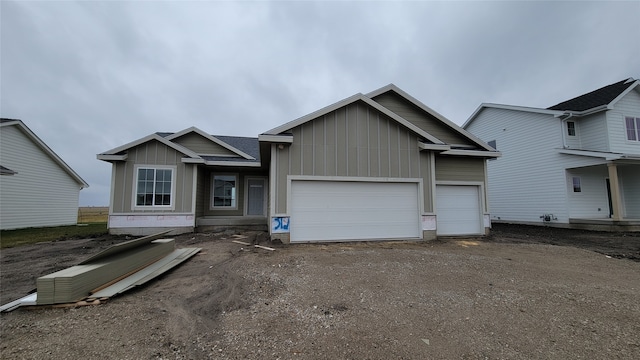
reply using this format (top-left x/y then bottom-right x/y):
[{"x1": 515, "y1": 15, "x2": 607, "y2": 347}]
[
  {"x1": 465, "y1": 108, "x2": 609, "y2": 224},
  {"x1": 111, "y1": 140, "x2": 194, "y2": 214},
  {"x1": 0, "y1": 126, "x2": 81, "y2": 229},
  {"x1": 372, "y1": 92, "x2": 474, "y2": 146},
  {"x1": 607, "y1": 89, "x2": 640, "y2": 155},
  {"x1": 566, "y1": 167, "x2": 610, "y2": 219},
  {"x1": 577, "y1": 113, "x2": 608, "y2": 151}
]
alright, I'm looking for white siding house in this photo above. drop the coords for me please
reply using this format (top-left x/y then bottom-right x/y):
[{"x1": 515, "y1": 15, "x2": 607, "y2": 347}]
[
  {"x1": 464, "y1": 78, "x2": 640, "y2": 231},
  {"x1": 0, "y1": 119, "x2": 89, "y2": 230}
]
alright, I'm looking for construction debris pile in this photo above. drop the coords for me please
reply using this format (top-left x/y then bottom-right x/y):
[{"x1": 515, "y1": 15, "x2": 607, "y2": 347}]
[{"x1": 1, "y1": 231, "x2": 200, "y2": 311}]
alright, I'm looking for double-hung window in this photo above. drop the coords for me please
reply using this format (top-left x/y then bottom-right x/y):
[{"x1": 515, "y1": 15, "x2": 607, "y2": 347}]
[
  {"x1": 625, "y1": 116, "x2": 640, "y2": 141},
  {"x1": 135, "y1": 167, "x2": 174, "y2": 207},
  {"x1": 212, "y1": 174, "x2": 237, "y2": 209}
]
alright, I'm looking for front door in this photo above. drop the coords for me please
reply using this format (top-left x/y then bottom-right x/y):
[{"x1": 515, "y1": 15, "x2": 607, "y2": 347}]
[{"x1": 246, "y1": 178, "x2": 267, "y2": 216}]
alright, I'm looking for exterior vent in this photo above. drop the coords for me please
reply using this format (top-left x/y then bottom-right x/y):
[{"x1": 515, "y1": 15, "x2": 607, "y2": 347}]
[{"x1": 540, "y1": 214, "x2": 557, "y2": 222}]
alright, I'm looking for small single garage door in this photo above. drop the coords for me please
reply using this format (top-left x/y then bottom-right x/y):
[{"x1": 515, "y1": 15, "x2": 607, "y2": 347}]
[
  {"x1": 436, "y1": 185, "x2": 483, "y2": 235},
  {"x1": 290, "y1": 180, "x2": 420, "y2": 242}
]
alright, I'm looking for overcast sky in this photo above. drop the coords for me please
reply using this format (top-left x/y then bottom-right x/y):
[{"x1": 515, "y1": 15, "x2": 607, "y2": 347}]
[{"x1": 1, "y1": 1, "x2": 638, "y2": 206}]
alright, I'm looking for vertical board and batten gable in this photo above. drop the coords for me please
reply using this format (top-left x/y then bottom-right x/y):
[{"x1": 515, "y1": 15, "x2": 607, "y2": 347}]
[
  {"x1": 171, "y1": 132, "x2": 237, "y2": 156},
  {"x1": 0, "y1": 125, "x2": 81, "y2": 229},
  {"x1": 576, "y1": 112, "x2": 608, "y2": 151},
  {"x1": 273, "y1": 100, "x2": 433, "y2": 214},
  {"x1": 110, "y1": 139, "x2": 195, "y2": 213},
  {"x1": 371, "y1": 91, "x2": 474, "y2": 146},
  {"x1": 607, "y1": 88, "x2": 640, "y2": 155}
]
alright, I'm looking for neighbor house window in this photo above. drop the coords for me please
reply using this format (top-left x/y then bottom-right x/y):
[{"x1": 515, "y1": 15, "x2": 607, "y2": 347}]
[
  {"x1": 625, "y1": 116, "x2": 640, "y2": 141},
  {"x1": 572, "y1": 177, "x2": 581, "y2": 193},
  {"x1": 212, "y1": 174, "x2": 237, "y2": 208},
  {"x1": 135, "y1": 167, "x2": 174, "y2": 207},
  {"x1": 567, "y1": 121, "x2": 576, "y2": 136}
]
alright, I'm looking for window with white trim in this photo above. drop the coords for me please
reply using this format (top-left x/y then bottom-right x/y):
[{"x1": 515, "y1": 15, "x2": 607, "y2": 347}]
[
  {"x1": 572, "y1": 177, "x2": 581, "y2": 193},
  {"x1": 212, "y1": 174, "x2": 237, "y2": 208},
  {"x1": 135, "y1": 167, "x2": 173, "y2": 207},
  {"x1": 567, "y1": 121, "x2": 576, "y2": 136},
  {"x1": 625, "y1": 116, "x2": 640, "y2": 141}
]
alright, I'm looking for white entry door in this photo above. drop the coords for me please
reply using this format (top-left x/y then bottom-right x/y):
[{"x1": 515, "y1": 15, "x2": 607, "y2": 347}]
[
  {"x1": 290, "y1": 180, "x2": 421, "y2": 242},
  {"x1": 436, "y1": 185, "x2": 483, "y2": 235}
]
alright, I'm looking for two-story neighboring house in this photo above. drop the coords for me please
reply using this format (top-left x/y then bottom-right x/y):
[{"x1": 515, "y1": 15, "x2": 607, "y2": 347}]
[{"x1": 464, "y1": 78, "x2": 640, "y2": 231}]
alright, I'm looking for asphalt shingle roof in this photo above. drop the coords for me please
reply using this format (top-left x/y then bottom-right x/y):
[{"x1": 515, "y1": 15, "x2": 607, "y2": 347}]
[
  {"x1": 213, "y1": 135, "x2": 260, "y2": 161},
  {"x1": 547, "y1": 78, "x2": 635, "y2": 112}
]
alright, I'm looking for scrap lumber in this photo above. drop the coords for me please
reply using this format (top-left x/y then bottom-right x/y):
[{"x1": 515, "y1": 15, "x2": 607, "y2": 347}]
[
  {"x1": 232, "y1": 240, "x2": 251, "y2": 246},
  {"x1": 254, "y1": 244, "x2": 275, "y2": 251}
]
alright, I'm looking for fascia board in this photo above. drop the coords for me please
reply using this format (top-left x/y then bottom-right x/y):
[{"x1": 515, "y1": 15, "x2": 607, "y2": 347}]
[
  {"x1": 166, "y1": 126, "x2": 255, "y2": 160},
  {"x1": 418, "y1": 143, "x2": 451, "y2": 151},
  {"x1": 7, "y1": 120, "x2": 89, "y2": 188},
  {"x1": 204, "y1": 161, "x2": 262, "y2": 167},
  {"x1": 367, "y1": 85, "x2": 497, "y2": 151},
  {"x1": 262, "y1": 91, "x2": 445, "y2": 145},
  {"x1": 258, "y1": 134, "x2": 294, "y2": 143},
  {"x1": 262, "y1": 93, "x2": 364, "y2": 135},
  {"x1": 100, "y1": 133, "x2": 201, "y2": 159},
  {"x1": 558, "y1": 149, "x2": 623, "y2": 160},
  {"x1": 181, "y1": 158, "x2": 206, "y2": 164},
  {"x1": 440, "y1": 149, "x2": 502, "y2": 157},
  {"x1": 359, "y1": 96, "x2": 445, "y2": 145},
  {"x1": 97, "y1": 154, "x2": 128, "y2": 161}
]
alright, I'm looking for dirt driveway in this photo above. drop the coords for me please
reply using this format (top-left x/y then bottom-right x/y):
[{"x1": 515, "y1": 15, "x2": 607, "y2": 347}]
[{"x1": 1, "y1": 225, "x2": 639, "y2": 359}]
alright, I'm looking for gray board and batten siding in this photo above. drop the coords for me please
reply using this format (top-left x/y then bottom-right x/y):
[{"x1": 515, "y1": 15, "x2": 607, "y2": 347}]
[
  {"x1": 110, "y1": 140, "x2": 195, "y2": 214},
  {"x1": 371, "y1": 91, "x2": 475, "y2": 147},
  {"x1": 170, "y1": 132, "x2": 238, "y2": 156},
  {"x1": 272, "y1": 99, "x2": 434, "y2": 215}
]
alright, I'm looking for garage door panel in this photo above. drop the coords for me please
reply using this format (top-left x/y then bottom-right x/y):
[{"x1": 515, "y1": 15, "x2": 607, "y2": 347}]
[
  {"x1": 290, "y1": 181, "x2": 420, "y2": 242},
  {"x1": 436, "y1": 185, "x2": 482, "y2": 235}
]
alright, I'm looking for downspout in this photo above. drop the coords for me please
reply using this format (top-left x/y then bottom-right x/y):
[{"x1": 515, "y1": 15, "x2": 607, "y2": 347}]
[{"x1": 560, "y1": 112, "x2": 574, "y2": 149}]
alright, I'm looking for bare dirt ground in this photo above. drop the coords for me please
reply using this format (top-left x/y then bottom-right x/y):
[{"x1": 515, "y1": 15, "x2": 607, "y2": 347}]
[{"x1": 1, "y1": 224, "x2": 639, "y2": 359}]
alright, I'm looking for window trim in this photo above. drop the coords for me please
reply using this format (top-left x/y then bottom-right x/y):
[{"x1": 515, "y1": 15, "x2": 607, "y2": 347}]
[
  {"x1": 211, "y1": 173, "x2": 239, "y2": 210},
  {"x1": 624, "y1": 116, "x2": 640, "y2": 142},
  {"x1": 132, "y1": 165, "x2": 177, "y2": 210},
  {"x1": 572, "y1": 176, "x2": 582, "y2": 193},
  {"x1": 566, "y1": 121, "x2": 576, "y2": 137}
]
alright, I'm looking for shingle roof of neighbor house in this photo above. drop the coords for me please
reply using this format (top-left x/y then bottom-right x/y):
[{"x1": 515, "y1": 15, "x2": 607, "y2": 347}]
[{"x1": 547, "y1": 78, "x2": 636, "y2": 112}]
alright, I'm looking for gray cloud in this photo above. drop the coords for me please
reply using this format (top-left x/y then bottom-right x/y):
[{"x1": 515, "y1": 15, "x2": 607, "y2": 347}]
[{"x1": 1, "y1": 0, "x2": 638, "y2": 206}]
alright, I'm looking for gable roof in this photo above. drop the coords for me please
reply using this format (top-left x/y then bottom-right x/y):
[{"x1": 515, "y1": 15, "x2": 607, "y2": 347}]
[
  {"x1": 367, "y1": 84, "x2": 497, "y2": 151},
  {"x1": 0, "y1": 118, "x2": 89, "y2": 188},
  {"x1": 165, "y1": 127, "x2": 255, "y2": 160},
  {"x1": 547, "y1": 77, "x2": 638, "y2": 112},
  {"x1": 97, "y1": 127, "x2": 261, "y2": 166},
  {"x1": 262, "y1": 84, "x2": 497, "y2": 153}
]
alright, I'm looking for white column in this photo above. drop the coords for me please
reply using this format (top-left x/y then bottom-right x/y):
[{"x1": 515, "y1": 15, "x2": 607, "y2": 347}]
[{"x1": 607, "y1": 163, "x2": 624, "y2": 221}]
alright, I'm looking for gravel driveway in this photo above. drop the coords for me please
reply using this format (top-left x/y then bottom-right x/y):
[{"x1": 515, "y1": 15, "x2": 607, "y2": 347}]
[{"x1": 1, "y1": 226, "x2": 639, "y2": 359}]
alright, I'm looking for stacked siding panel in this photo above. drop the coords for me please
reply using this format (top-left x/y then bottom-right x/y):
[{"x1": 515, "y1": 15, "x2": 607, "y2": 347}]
[{"x1": 36, "y1": 239, "x2": 175, "y2": 305}]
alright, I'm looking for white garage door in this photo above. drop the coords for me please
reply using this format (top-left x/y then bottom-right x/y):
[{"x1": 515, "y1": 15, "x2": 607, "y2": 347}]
[
  {"x1": 436, "y1": 185, "x2": 483, "y2": 235},
  {"x1": 290, "y1": 181, "x2": 421, "y2": 242}
]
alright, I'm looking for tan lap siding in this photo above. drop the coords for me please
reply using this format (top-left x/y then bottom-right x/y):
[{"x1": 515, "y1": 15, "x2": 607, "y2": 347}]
[{"x1": 434, "y1": 156, "x2": 485, "y2": 182}]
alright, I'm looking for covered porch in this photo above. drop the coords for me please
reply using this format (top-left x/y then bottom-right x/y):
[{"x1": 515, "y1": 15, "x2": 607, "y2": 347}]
[{"x1": 565, "y1": 156, "x2": 640, "y2": 232}]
